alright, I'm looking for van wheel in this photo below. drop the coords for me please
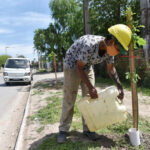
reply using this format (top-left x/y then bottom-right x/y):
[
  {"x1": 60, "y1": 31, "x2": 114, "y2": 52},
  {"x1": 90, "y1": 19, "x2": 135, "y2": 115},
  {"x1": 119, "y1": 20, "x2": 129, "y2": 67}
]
[{"x1": 28, "y1": 81, "x2": 31, "y2": 85}]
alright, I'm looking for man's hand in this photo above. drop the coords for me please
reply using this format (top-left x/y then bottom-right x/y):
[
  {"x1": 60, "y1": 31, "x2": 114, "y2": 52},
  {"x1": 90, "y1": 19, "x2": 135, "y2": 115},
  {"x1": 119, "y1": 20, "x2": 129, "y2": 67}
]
[
  {"x1": 76, "y1": 61, "x2": 97, "y2": 99},
  {"x1": 89, "y1": 87, "x2": 98, "y2": 99},
  {"x1": 107, "y1": 63, "x2": 124, "y2": 101},
  {"x1": 117, "y1": 86, "x2": 124, "y2": 101}
]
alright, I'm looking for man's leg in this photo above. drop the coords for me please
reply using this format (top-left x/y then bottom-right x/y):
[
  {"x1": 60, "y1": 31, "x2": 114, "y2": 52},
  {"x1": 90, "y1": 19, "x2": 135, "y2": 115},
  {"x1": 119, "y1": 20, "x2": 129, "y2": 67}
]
[
  {"x1": 58, "y1": 66, "x2": 81, "y2": 143},
  {"x1": 80, "y1": 67, "x2": 98, "y2": 140},
  {"x1": 80, "y1": 67, "x2": 95, "y2": 131}
]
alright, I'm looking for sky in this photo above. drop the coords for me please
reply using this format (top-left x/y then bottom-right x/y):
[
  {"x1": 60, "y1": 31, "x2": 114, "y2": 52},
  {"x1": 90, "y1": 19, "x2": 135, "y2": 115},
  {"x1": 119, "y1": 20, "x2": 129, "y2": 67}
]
[{"x1": 0, "y1": 0, "x2": 53, "y2": 61}]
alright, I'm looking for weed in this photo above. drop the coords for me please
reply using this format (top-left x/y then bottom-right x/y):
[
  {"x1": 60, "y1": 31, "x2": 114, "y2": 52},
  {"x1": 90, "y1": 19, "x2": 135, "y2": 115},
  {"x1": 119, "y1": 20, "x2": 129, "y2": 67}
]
[
  {"x1": 27, "y1": 115, "x2": 35, "y2": 121},
  {"x1": 36, "y1": 126, "x2": 45, "y2": 133},
  {"x1": 32, "y1": 90, "x2": 44, "y2": 95},
  {"x1": 31, "y1": 96, "x2": 62, "y2": 124}
]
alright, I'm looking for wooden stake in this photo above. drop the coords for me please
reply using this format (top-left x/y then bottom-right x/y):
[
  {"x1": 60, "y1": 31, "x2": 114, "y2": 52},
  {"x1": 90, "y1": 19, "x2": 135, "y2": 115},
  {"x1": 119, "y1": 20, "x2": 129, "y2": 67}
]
[
  {"x1": 129, "y1": 42, "x2": 139, "y2": 130},
  {"x1": 54, "y1": 53, "x2": 58, "y2": 86},
  {"x1": 127, "y1": 8, "x2": 139, "y2": 130}
]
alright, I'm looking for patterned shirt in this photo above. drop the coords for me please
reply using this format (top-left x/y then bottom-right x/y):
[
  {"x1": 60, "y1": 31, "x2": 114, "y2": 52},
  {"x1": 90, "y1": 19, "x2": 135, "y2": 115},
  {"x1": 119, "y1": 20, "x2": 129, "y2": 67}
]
[{"x1": 64, "y1": 35, "x2": 114, "y2": 70}]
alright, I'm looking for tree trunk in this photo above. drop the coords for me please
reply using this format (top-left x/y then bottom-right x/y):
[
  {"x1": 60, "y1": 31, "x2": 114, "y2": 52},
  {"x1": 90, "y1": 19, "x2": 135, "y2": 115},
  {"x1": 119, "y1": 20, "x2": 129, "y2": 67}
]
[
  {"x1": 117, "y1": 2, "x2": 120, "y2": 22},
  {"x1": 54, "y1": 54, "x2": 58, "y2": 86},
  {"x1": 37, "y1": 51, "x2": 41, "y2": 70},
  {"x1": 140, "y1": 0, "x2": 149, "y2": 63},
  {"x1": 83, "y1": 0, "x2": 91, "y2": 34}
]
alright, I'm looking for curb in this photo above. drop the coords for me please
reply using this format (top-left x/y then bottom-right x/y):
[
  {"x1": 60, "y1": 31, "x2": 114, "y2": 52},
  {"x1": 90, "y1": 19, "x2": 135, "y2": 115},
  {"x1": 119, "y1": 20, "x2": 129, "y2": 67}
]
[{"x1": 14, "y1": 84, "x2": 32, "y2": 150}]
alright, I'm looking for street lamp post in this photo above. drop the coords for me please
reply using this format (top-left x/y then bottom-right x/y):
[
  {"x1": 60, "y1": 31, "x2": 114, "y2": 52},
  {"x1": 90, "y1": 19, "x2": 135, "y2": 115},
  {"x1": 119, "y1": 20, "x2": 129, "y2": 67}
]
[
  {"x1": 5, "y1": 46, "x2": 14, "y2": 55},
  {"x1": 5, "y1": 46, "x2": 10, "y2": 55},
  {"x1": 5, "y1": 47, "x2": 9, "y2": 55}
]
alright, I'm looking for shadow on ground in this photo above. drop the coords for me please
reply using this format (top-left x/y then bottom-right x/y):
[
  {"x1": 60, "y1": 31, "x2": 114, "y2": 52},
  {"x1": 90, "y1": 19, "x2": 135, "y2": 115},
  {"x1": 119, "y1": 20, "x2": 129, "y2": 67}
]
[
  {"x1": 0, "y1": 82, "x2": 30, "y2": 87},
  {"x1": 28, "y1": 131, "x2": 117, "y2": 150}
]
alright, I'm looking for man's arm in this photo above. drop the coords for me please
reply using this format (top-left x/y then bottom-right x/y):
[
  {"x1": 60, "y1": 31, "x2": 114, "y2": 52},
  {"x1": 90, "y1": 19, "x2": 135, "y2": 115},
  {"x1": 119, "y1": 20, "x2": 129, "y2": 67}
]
[
  {"x1": 107, "y1": 63, "x2": 124, "y2": 100},
  {"x1": 76, "y1": 60, "x2": 98, "y2": 99}
]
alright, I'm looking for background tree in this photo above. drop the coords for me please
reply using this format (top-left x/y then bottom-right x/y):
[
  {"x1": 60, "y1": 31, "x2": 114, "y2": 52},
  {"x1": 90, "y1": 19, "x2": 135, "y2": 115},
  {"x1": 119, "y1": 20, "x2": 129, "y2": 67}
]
[
  {"x1": 0, "y1": 55, "x2": 11, "y2": 67},
  {"x1": 34, "y1": 0, "x2": 140, "y2": 61},
  {"x1": 89, "y1": 0, "x2": 140, "y2": 36},
  {"x1": 17, "y1": 55, "x2": 25, "y2": 58},
  {"x1": 50, "y1": 0, "x2": 83, "y2": 39},
  {"x1": 34, "y1": 29, "x2": 46, "y2": 54},
  {"x1": 48, "y1": 0, "x2": 84, "y2": 60},
  {"x1": 89, "y1": 0, "x2": 144, "y2": 85},
  {"x1": 34, "y1": 29, "x2": 47, "y2": 69},
  {"x1": 34, "y1": 0, "x2": 84, "y2": 62},
  {"x1": 45, "y1": 23, "x2": 68, "y2": 61}
]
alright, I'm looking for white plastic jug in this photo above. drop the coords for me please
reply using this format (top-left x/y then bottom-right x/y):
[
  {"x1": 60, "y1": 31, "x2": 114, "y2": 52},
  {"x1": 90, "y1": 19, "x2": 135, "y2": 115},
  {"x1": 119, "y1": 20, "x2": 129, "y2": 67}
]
[{"x1": 78, "y1": 86, "x2": 127, "y2": 131}]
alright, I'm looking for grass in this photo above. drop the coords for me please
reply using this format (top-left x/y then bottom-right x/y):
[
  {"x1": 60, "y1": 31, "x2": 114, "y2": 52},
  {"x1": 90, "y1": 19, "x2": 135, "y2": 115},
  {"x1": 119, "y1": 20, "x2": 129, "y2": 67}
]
[
  {"x1": 36, "y1": 126, "x2": 45, "y2": 133},
  {"x1": 30, "y1": 135, "x2": 146, "y2": 150},
  {"x1": 137, "y1": 87, "x2": 150, "y2": 96},
  {"x1": 36, "y1": 69, "x2": 48, "y2": 73},
  {"x1": 33, "y1": 81, "x2": 63, "y2": 90},
  {"x1": 30, "y1": 114, "x2": 150, "y2": 150},
  {"x1": 28, "y1": 80, "x2": 150, "y2": 150},
  {"x1": 29, "y1": 92, "x2": 82, "y2": 126},
  {"x1": 32, "y1": 90, "x2": 44, "y2": 95},
  {"x1": 33, "y1": 82, "x2": 51, "y2": 89},
  {"x1": 30, "y1": 135, "x2": 101, "y2": 150},
  {"x1": 29, "y1": 95, "x2": 62, "y2": 124}
]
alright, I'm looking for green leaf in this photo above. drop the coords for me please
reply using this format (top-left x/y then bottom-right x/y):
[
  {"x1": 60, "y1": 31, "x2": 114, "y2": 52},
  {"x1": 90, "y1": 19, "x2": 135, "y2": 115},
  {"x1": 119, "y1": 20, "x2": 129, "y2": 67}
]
[
  {"x1": 137, "y1": 36, "x2": 146, "y2": 46},
  {"x1": 125, "y1": 72, "x2": 131, "y2": 80},
  {"x1": 138, "y1": 25, "x2": 145, "y2": 28}
]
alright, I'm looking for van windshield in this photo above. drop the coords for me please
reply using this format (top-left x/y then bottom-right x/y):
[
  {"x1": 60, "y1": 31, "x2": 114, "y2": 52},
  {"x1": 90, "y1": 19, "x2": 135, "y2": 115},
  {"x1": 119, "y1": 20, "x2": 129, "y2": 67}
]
[{"x1": 5, "y1": 59, "x2": 29, "y2": 68}]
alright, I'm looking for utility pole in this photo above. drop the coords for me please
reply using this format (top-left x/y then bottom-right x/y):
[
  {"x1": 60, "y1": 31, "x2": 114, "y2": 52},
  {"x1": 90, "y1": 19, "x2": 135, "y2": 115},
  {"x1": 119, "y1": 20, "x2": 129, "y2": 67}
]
[
  {"x1": 140, "y1": 0, "x2": 150, "y2": 63},
  {"x1": 83, "y1": 0, "x2": 91, "y2": 34},
  {"x1": 5, "y1": 46, "x2": 9, "y2": 55}
]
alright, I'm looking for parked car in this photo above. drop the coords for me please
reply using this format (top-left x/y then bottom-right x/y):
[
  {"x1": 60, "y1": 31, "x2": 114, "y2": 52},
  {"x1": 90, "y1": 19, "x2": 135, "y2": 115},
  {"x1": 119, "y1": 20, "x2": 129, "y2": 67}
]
[{"x1": 3, "y1": 58, "x2": 33, "y2": 85}]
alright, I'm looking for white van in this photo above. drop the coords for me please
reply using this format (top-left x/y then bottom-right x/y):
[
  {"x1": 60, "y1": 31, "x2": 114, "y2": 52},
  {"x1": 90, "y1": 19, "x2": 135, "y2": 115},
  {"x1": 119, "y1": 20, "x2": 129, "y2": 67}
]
[{"x1": 3, "y1": 58, "x2": 33, "y2": 85}]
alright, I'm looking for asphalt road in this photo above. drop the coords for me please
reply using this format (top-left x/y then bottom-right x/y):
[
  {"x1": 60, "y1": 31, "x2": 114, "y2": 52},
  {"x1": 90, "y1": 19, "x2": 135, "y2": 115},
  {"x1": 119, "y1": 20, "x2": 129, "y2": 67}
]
[
  {"x1": 0, "y1": 76, "x2": 21, "y2": 117},
  {"x1": 0, "y1": 74, "x2": 30, "y2": 150}
]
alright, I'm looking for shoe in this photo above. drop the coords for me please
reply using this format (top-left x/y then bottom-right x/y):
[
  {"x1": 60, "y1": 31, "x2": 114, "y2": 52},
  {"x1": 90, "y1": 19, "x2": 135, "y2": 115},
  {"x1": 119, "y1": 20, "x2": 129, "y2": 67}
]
[
  {"x1": 57, "y1": 131, "x2": 67, "y2": 143},
  {"x1": 83, "y1": 131, "x2": 98, "y2": 141}
]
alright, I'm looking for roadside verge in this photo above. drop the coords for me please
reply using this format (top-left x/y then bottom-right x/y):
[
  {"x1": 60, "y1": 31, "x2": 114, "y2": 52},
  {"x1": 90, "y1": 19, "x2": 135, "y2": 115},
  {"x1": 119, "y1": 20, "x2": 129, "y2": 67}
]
[{"x1": 14, "y1": 72, "x2": 150, "y2": 149}]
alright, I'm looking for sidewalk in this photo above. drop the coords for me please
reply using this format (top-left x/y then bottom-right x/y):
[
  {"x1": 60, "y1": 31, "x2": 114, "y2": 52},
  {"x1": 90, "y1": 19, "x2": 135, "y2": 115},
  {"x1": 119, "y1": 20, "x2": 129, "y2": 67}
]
[{"x1": 15, "y1": 72, "x2": 150, "y2": 150}]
